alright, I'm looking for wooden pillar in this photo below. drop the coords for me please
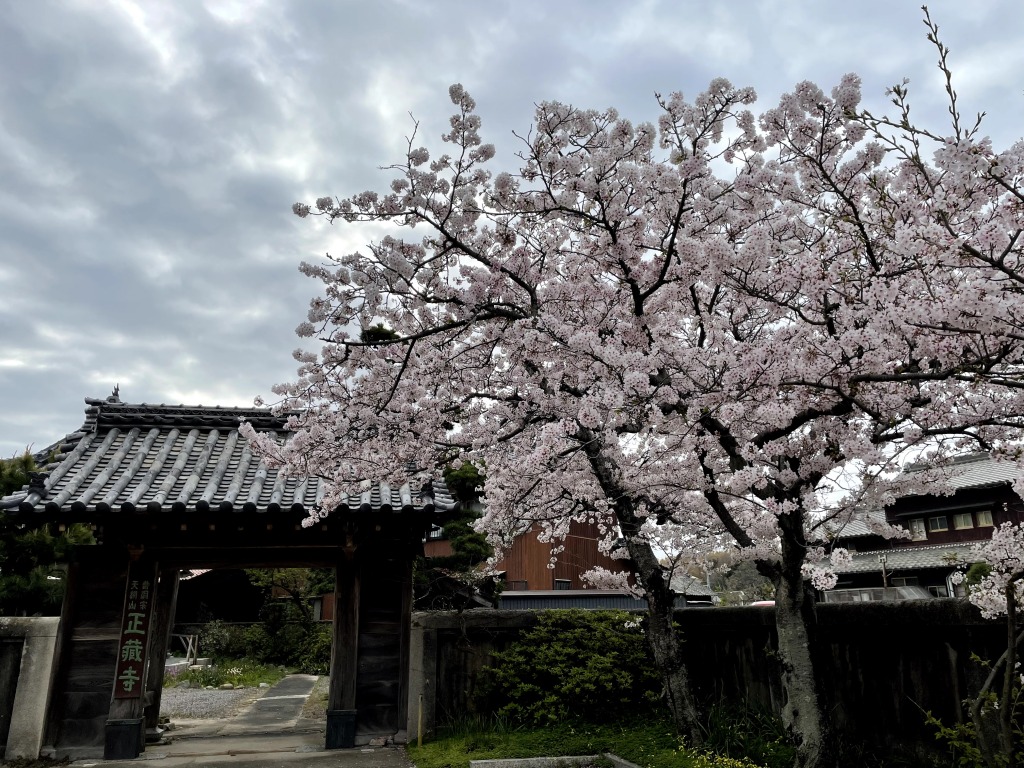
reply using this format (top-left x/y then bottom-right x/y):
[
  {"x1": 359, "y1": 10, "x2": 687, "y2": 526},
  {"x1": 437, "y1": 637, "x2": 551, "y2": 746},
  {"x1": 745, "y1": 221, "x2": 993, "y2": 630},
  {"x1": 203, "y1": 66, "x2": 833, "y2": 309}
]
[
  {"x1": 326, "y1": 545, "x2": 360, "y2": 749},
  {"x1": 143, "y1": 568, "x2": 180, "y2": 737},
  {"x1": 104, "y1": 555, "x2": 158, "y2": 760},
  {"x1": 397, "y1": 554, "x2": 414, "y2": 736}
]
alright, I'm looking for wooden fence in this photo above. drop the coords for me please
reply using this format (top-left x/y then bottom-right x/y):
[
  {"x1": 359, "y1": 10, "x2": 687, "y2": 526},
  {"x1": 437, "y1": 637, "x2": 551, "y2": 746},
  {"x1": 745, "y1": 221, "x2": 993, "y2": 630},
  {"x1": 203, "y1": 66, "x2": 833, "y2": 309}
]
[{"x1": 406, "y1": 600, "x2": 1003, "y2": 764}]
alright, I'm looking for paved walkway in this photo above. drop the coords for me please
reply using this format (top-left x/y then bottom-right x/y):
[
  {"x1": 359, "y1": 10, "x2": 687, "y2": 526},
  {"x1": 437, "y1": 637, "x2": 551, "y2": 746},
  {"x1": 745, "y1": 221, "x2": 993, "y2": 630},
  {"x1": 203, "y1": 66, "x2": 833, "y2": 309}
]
[
  {"x1": 70, "y1": 675, "x2": 414, "y2": 768},
  {"x1": 174, "y1": 673, "x2": 319, "y2": 738}
]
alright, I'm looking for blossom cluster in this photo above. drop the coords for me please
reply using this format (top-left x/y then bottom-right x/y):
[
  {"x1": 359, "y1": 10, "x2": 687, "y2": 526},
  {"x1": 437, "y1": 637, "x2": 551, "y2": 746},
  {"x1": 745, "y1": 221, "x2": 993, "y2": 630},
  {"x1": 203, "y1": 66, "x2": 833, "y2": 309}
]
[
  {"x1": 263, "y1": 70, "x2": 1024, "y2": 608},
  {"x1": 962, "y1": 523, "x2": 1024, "y2": 620}
]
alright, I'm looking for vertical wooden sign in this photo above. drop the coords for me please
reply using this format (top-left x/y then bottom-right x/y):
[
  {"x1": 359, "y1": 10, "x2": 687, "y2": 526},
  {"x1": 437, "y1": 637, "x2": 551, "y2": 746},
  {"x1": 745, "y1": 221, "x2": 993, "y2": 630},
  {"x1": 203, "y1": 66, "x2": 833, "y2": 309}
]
[{"x1": 112, "y1": 563, "x2": 155, "y2": 699}]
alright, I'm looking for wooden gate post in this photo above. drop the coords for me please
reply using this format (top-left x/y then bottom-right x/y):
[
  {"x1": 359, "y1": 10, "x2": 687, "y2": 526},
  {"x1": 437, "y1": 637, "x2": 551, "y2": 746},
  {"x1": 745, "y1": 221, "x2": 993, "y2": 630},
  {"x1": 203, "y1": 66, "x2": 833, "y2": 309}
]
[
  {"x1": 143, "y1": 568, "x2": 179, "y2": 739},
  {"x1": 104, "y1": 555, "x2": 158, "y2": 760},
  {"x1": 326, "y1": 544, "x2": 360, "y2": 749}
]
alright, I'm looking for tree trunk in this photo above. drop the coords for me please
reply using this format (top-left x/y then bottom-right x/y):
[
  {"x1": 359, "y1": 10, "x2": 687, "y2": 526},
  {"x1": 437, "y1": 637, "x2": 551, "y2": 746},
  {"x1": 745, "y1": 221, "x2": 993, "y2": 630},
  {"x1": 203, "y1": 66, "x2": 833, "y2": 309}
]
[
  {"x1": 643, "y1": 579, "x2": 703, "y2": 747},
  {"x1": 619, "y1": 518, "x2": 703, "y2": 746},
  {"x1": 581, "y1": 434, "x2": 703, "y2": 745},
  {"x1": 775, "y1": 531, "x2": 834, "y2": 768}
]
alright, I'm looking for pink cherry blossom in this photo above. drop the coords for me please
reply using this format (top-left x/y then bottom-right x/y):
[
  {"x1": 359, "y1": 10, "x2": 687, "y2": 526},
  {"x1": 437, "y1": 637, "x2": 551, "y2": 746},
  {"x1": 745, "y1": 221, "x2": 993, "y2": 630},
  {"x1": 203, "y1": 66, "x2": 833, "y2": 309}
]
[{"x1": 257, "y1": 22, "x2": 1024, "y2": 764}]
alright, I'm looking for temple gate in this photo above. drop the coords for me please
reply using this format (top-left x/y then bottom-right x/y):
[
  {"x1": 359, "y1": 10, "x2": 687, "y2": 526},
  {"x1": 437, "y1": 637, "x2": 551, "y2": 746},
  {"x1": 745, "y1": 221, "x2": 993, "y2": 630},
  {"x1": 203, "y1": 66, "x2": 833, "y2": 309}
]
[{"x1": 0, "y1": 395, "x2": 457, "y2": 760}]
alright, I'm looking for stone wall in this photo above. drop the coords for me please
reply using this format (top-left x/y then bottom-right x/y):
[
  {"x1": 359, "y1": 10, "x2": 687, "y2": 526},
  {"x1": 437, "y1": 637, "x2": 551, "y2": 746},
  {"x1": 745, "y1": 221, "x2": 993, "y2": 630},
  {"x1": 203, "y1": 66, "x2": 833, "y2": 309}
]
[
  {"x1": 0, "y1": 617, "x2": 61, "y2": 760},
  {"x1": 0, "y1": 638, "x2": 23, "y2": 750},
  {"x1": 407, "y1": 601, "x2": 1002, "y2": 762}
]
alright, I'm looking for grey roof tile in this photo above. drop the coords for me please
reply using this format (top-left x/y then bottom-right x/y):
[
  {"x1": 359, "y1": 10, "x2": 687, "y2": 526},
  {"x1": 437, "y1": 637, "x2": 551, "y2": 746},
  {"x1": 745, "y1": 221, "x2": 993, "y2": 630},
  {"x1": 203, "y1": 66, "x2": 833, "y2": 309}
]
[
  {"x1": 827, "y1": 509, "x2": 888, "y2": 539},
  {"x1": 2, "y1": 397, "x2": 457, "y2": 518},
  {"x1": 834, "y1": 543, "x2": 976, "y2": 574},
  {"x1": 909, "y1": 452, "x2": 1024, "y2": 490},
  {"x1": 668, "y1": 572, "x2": 715, "y2": 596}
]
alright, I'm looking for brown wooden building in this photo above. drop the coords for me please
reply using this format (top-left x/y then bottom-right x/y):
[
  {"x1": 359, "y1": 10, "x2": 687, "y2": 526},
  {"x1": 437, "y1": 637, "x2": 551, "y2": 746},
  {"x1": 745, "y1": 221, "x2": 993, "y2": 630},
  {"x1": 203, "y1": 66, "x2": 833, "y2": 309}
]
[
  {"x1": 492, "y1": 520, "x2": 631, "y2": 592},
  {"x1": 831, "y1": 453, "x2": 1024, "y2": 597}
]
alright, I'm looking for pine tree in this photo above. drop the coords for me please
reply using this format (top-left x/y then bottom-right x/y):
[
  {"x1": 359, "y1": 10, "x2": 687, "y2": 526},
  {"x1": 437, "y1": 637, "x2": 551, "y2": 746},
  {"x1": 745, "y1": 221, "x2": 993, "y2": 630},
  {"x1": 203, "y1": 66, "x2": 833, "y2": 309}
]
[{"x1": 0, "y1": 452, "x2": 93, "y2": 616}]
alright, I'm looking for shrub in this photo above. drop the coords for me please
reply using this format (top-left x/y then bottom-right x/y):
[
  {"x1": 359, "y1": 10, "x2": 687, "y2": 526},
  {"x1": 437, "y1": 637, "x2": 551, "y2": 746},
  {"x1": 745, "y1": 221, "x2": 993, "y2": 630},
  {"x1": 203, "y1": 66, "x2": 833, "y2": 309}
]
[
  {"x1": 239, "y1": 623, "x2": 276, "y2": 662},
  {"x1": 477, "y1": 609, "x2": 661, "y2": 726},
  {"x1": 197, "y1": 619, "x2": 233, "y2": 658},
  {"x1": 296, "y1": 623, "x2": 331, "y2": 675}
]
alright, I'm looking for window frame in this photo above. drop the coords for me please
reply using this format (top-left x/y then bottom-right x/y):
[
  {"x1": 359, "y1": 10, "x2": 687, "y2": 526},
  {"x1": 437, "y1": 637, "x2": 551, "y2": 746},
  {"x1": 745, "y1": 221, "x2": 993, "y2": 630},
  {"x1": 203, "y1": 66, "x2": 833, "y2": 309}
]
[
  {"x1": 927, "y1": 515, "x2": 949, "y2": 533},
  {"x1": 953, "y1": 512, "x2": 974, "y2": 530},
  {"x1": 909, "y1": 518, "x2": 927, "y2": 541}
]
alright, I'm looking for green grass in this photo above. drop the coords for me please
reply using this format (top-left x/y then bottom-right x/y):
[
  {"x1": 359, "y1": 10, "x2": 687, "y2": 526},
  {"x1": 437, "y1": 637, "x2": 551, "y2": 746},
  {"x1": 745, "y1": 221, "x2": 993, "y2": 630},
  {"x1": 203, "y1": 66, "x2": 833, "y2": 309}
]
[
  {"x1": 406, "y1": 718, "x2": 773, "y2": 768},
  {"x1": 700, "y1": 704, "x2": 794, "y2": 768},
  {"x1": 300, "y1": 675, "x2": 330, "y2": 721},
  {"x1": 163, "y1": 657, "x2": 287, "y2": 689}
]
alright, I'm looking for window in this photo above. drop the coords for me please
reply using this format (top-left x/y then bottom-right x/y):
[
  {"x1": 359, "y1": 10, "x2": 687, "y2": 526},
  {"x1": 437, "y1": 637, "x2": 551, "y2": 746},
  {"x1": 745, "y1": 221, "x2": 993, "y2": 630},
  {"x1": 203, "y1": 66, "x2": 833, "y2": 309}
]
[
  {"x1": 892, "y1": 577, "x2": 919, "y2": 587},
  {"x1": 909, "y1": 519, "x2": 927, "y2": 541},
  {"x1": 953, "y1": 513, "x2": 974, "y2": 530},
  {"x1": 927, "y1": 516, "x2": 948, "y2": 532},
  {"x1": 977, "y1": 509, "x2": 994, "y2": 527},
  {"x1": 554, "y1": 579, "x2": 571, "y2": 591},
  {"x1": 928, "y1": 585, "x2": 949, "y2": 598}
]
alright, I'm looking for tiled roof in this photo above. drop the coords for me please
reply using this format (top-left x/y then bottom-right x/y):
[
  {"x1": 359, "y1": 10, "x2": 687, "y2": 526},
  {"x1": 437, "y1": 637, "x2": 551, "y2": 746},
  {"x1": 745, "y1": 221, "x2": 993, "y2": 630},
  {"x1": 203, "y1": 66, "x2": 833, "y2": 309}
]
[
  {"x1": 834, "y1": 543, "x2": 976, "y2": 574},
  {"x1": 827, "y1": 509, "x2": 888, "y2": 539},
  {"x1": 908, "y1": 452, "x2": 1024, "y2": 491},
  {"x1": 668, "y1": 572, "x2": 715, "y2": 597},
  {"x1": 1, "y1": 396, "x2": 457, "y2": 518}
]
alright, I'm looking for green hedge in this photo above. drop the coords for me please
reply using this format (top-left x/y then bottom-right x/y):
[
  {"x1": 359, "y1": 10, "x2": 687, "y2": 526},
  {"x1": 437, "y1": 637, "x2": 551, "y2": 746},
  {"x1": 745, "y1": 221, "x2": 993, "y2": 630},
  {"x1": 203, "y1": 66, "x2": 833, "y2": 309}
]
[
  {"x1": 196, "y1": 613, "x2": 330, "y2": 674},
  {"x1": 476, "y1": 609, "x2": 661, "y2": 725}
]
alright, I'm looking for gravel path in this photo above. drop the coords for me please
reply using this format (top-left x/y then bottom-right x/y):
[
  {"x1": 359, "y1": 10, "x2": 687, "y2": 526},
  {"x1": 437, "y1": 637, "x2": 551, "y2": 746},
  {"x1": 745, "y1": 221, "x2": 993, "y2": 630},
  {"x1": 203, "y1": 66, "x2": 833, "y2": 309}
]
[{"x1": 160, "y1": 686, "x2": 267, "y2": 719}]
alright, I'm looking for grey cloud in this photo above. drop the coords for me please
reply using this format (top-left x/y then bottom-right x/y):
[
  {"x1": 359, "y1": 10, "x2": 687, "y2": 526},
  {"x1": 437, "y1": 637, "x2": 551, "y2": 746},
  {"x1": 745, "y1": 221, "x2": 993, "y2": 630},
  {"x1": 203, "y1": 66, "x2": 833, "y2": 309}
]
[{"x1": 1, "y1": 0, "x2": 1021, "y2": 456}]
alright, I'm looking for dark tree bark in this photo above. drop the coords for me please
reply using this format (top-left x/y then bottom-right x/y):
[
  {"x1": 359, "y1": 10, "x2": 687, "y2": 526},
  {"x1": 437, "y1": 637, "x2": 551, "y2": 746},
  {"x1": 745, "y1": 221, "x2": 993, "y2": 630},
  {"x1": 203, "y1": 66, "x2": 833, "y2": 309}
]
[
  {"x1": 774, "y1": 514, "x2": 834, "y2": 768},
  {"x1": 583, "y1": 437, "x2": 703, "y2": 746}
]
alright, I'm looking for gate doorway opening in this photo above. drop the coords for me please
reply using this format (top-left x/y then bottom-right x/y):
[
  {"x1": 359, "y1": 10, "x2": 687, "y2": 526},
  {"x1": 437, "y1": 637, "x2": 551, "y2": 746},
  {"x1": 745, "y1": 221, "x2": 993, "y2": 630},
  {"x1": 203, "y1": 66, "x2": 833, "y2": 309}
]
[{"x1": 161, "y1": 566, "x2": 335, "y2": 740}]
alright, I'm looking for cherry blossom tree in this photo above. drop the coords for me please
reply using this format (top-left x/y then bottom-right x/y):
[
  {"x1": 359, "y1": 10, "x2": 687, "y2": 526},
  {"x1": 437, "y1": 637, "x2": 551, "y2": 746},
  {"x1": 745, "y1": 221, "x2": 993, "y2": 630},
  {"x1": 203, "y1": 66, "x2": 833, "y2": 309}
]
[
  {"x1": 949, "y1": 524, "x2": 1024, "y2": 767},
  {"x1": 246, "y1": 14, "x2": 1024, "y2": 767}
]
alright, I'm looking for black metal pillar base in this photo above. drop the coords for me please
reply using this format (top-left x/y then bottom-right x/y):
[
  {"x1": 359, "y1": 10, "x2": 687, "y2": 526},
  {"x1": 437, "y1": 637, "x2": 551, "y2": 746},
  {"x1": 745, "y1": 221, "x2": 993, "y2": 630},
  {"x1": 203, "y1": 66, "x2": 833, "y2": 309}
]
[
  {"x1": 326, "y1": 709, "x2": 357, "y2": 749},
  {"x1": 104, "y1": 717, "x2": 145, "y2": 760}
]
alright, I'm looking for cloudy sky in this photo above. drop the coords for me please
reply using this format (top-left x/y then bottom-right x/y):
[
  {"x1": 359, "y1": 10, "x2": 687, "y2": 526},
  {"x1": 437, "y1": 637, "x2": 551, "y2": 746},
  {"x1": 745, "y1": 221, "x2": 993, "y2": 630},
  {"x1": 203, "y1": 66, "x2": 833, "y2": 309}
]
[{"x1": 1, "y1": 0, "x2": 1021, "y2": 457}]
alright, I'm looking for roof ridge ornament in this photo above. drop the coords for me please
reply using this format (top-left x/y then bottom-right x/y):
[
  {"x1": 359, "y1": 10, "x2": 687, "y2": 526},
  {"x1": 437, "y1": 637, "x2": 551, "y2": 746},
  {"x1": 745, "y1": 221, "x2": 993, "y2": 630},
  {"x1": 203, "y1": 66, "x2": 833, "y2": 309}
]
[
  {"x1": 107, "y1": 384, "x2": 121, "y2": 403},
  {"x1": 27, "y1": 472, "x2": 48, "y2": 497}
]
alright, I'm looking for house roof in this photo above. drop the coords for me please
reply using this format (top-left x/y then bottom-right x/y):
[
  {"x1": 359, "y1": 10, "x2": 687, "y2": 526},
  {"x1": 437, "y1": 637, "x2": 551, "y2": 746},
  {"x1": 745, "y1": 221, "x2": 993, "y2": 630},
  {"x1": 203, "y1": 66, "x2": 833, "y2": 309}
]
[
  {"x1": 828, "y1": 509, "x2": 888, "y2": 539},
  {"x1": 907, "y1": 452, "x2": 1024, "y2": 491},
  {"x1": 833, "y1": 543, "x2": 976, "y2": 575},
  {"x1": 668, "y1": 572, "x2": 715, "y2": 597},
  {"x1": 831, "y1": 453, "x2": 1022, "y2": 538},
  {"x1": 1, "y1": 396, "x2": 457, "y2": 518}
]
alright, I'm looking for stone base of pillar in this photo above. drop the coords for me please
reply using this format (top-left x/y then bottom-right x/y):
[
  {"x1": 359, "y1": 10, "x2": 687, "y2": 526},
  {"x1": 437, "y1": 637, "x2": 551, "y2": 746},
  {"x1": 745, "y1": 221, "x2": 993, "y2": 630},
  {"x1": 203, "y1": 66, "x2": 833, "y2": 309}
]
[
  {"x1": 104, "y1": 717, "x2": 144, "y2": 760},
  {"x1": 325, "y1": 709, "x2": 357, "y2": 749}
]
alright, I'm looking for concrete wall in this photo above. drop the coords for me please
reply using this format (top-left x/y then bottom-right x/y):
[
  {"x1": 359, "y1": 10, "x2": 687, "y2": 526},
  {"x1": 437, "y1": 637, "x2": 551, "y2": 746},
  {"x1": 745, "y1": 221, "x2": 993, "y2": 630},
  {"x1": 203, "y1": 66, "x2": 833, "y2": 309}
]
[
  {"x1": 407, "y1": 601, "x2": 1003, "y2": 763},
  {"x1": 0, "y1": 617, "x2": 61, "y2": 760},
  {"x1": 0, "y1": 639, "x2": 23, "y2": 749}
]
